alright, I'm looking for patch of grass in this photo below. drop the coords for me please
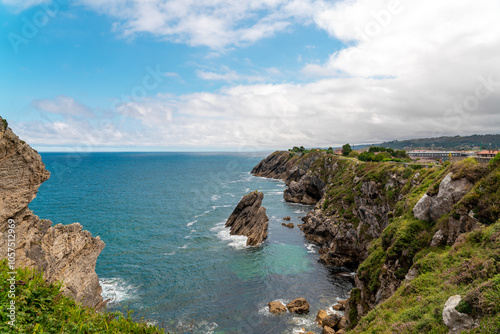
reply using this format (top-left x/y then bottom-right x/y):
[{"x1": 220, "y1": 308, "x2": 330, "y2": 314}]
[{"x1": 0, "y1": 260, "x2": 165, "y2": 334}]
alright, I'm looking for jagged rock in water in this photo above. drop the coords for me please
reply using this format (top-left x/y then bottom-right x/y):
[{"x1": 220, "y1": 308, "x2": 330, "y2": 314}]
[
  {"x1": 442, "y1": 295, "x2": 477, "y2": 333},
  {"x1": 225, "y1": 191, "x2": 269, "y2": 246},
  {"x1": 413, "y1": 173, "x2": 472, "y2": 222},
  {"x1": 268, "y1": 301, "x2": 287, "y2": 314},
  {"x1": 0, "y1": 118, "x2": 105, "y2": 308},
  {"x1": 286, "y1": 298, "x2": 310, "y2": 314}
]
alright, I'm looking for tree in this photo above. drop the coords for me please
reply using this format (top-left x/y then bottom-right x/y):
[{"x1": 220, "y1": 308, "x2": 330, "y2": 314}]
[{"x1": 342, "y1": 143, "x2": 352, "y2": 156}]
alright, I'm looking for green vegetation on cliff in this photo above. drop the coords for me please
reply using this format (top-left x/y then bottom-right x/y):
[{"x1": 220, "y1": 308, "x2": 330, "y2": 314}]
[
  {"x1": 0, "y1": 260, "x2": 164, "y2": 334},
  {"x1": 378, "y1": 133, "x2": 500, "y2": 150}
]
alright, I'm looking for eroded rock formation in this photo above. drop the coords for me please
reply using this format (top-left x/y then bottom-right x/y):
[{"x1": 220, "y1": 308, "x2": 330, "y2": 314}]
[
  {"x1": 0, "y1": 118, "x2": 105, "y2": 308},
  {"x1": 225, "y1": 191, "x2": 269, "y2": 246}
]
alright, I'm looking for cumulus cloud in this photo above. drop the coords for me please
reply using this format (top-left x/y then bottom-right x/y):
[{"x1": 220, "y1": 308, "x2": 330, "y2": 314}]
[
  {"x1": 32, "y1": 95, "x2": 95, "y2": 118},
  {"x1": 75, "y1": 0, "x2": 319, "y2": 49}
]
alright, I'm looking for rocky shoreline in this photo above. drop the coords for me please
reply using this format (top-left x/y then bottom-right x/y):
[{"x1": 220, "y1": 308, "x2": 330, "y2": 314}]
[{"x1": 251, "y1": 150, "x2": 491, "y2": 331}]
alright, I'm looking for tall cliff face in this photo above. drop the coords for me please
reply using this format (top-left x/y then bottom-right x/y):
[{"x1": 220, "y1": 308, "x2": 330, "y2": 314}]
[
  {"x1": 0, "y1": 118, "x2": 105, "y2": 308},
  {"x1": 252, "y1": 151, "x2": 500, "y2": 331}
]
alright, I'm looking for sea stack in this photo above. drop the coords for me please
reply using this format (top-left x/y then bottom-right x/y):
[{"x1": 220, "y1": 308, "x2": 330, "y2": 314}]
[{"x1": 225, "y1": 191, "x2": 269, "y2": 246}]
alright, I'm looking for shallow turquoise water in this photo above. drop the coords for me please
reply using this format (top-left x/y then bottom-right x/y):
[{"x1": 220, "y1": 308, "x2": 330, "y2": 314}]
[{"x1": 30, "y1": 152, "x2": 352, "y2": 334}]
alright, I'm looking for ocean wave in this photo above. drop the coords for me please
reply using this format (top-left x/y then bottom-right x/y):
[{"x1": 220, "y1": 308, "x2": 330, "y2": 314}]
[
  {"x1": 265, "y1": 191, "x2": 283, "y2": 196},
  {"x1": 211, "y1": 194, "x2": 220, "y2": 201},
  {"x1": 187, "y1": 220, "x2": 197, "y2": 227},
  {"x1": 293, "y1": 209, "x2": 305, "y2": 214},
  {"x1": 211, "y1": 222, "x2": 248, "y2": 249},
  {"x1": 178, "y1": 244, "x2": 189, "y2": 249},
  {"x1": 305, "y1": 243, "x2": 318, "y2": 254},
  {"x1": 100, "y1": 277, "x2": 137, "y2": 305},
  {"x1": 164, "y1": 251, "x2": 176, "y2": 256}
]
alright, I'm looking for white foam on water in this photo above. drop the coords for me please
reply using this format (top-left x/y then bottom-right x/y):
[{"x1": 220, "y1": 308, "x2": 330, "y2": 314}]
[
  {"x1": 291, "y1": 315, "x2": 317, "y2": 334},
  {"x1": 100, "y1": 277, "x2": 137, "y2": 305},
  {"x1": 211, "y1": 194, "x2": 220, "y2": 201},
  {"x1": 187, "y1": 220, "x2": 197, "y2": 227},
  {"x1": 305, "y1": 243, "x2": 318, "y2": 254},
  {"x1": 211, "y1": 222, "x2": 248, "y2": 249},
  {"x1": 224, "y1": 192, "x2": 236, "y2": 197},
  {"x1": 175, "y1": 320, "x2": 218, "y2": 334},
  {"x1": 244, "y1": 187, "x2": 250, "y2": 192},
  {"x1": 293, "y1": 209, "x2": 305, "y2": 214},
  {"x1": 178, "y1": 244, "x2": 189, "y2": 249},
  {"x1": 266, "y1": 191, "x2": 283, "y2": 195},
  {"x1": 164, "y1": 251, "x2": 176, "y2": 256}
]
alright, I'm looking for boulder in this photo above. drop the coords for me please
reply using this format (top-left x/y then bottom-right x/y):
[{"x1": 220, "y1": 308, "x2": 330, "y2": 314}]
[
  {"x1": 225, "y1": 191, "x2": 269, "y2": 246},
  {"x1": 322, "y1": 313, "x2": 341, "y2": 329},
  {"x1": 336, "y1": 330, "x2": 345, "y2": 334},
  {"x1": 322, "y1": 326, "x2": 336, "y2": 334},
  {"x1": 442, "y1": 295, "x2": 476, "y2": 333},
  {"x1": 316, "y1": 309, "x2": 328, "y2": 327},
  {"x1": 283, "y1": 216, "x2": 291, "y2": 220},
  {"x1": 413, "y1": 173, "x2": 472, "y2": 222},
  {"x1": 268, "y1": 301, "x2": 287, "y2": 314},
  {"x1": 281, "y1": 222, "x2": 294, "y2": 228},
  {"x1": 337, "y1": 316, "x2": 347, "y2": 329},
  {"x1": 286, "y1": 298, "x2": 310, "y2": 314}
]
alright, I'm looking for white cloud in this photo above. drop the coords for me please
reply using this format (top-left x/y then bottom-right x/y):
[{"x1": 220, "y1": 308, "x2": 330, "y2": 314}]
[
  {"x1": 32, "y1": 95, "x2": 95, "y2": 118},
  {"x1": 13, "y1": 0, "x2": 500, "y2": 150},
  {"x1": 75, "y1": 0, "x2": 318, "y2": 49}
]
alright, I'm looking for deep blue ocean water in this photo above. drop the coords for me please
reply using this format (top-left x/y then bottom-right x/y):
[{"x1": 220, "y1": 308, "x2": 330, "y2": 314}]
[{"x1": 30, "y1": 152, "x2": 353, "y2": 334}]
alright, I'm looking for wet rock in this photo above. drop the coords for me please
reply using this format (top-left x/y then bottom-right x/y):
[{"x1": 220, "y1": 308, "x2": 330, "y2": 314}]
[
  {"x1": 282, "y1": 222, "x2": 294, "y2": 228},
  {"x1": 286, "y1": 298, "x2": 310, "y2": 314},
  {"x1": 322, "y1": 313, "x2": 341, "y2": 328},
  {"x1": 316, "y1": 309, "x2": 328, "y2": 327},
  {"x1": 225, "y1": 191, "x2": 269, "y2": 246},
  {"x1": 268, "y1": 301, "x2": 287, "y2": 314},
  {"x1": 283, "y1": 216, "x2": 291, "y2": 220},
  {"x1": 322, "y1": 326, "x2": 336, "y2": 334}
]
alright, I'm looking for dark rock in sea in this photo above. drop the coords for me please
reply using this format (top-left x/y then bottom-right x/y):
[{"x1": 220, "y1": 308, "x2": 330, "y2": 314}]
[
  {"x1": 225, "y1": 191, "x2": 269, "y2": 246},
  {"x1": 268, "y1": 301, "x2": 287, "y2": 314},
  {"x1": 283, "y1": 216, "x2": 291, "y2": 220},
  {"x1": 281, "y1": 222, "x2": 294, "y2": 228},
  {"x1": 286, "y1": 298, "x2": 310, "y2": 314}
]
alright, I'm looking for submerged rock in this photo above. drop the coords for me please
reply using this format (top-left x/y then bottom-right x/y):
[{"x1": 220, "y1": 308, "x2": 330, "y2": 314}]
[
  {"x1": 286, "y1": 298, "x2": 310, "y2": 314},
  {"x1": 0, "y1": 118, "x2": 105, "y2": 308},
  {"x1": 225, "y1": 191, "x2": 269, "y2": 246}
]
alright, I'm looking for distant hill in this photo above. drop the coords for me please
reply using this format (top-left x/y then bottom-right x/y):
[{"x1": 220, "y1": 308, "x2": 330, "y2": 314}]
[{"x1": 376, "y1": 134, "x2": 500, "y2": 150}]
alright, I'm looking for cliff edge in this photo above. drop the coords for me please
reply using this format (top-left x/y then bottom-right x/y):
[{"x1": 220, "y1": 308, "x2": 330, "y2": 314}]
[{"x1": 0, "y1": 117, "x2": 105, "y2": 308}]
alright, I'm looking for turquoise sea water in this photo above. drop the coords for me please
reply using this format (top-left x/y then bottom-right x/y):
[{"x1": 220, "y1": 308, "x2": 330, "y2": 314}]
[{"x1": 30, "y1": 152, "x2": 353, "y2": 334}]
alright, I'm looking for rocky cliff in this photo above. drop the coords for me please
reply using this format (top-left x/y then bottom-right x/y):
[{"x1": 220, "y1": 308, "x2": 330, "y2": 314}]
[
  {"x1": 226, "y1": 191, "x2": 269, "y2": 246},
  {"x1": 0, "y1": 117, "x2": 105, "y2": 308},
  {"x1": 252, "y1": 151, "x2": 500, "y2": 332}
]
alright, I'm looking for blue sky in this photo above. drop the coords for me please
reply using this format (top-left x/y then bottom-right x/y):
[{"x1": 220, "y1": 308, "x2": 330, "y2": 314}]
[{"x1": 1, "y1": 0, "x2": 500, "y2": 151}]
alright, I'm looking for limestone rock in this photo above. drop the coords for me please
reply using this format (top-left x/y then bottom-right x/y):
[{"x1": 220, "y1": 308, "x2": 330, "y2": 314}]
[
  {"x1": 282, "y1": 222, "x2": 294, "y2": 228},
  {"x1": 413, "y1": 173, "x2": 472, "y2": 222},
  {"x1": 442, "y1": 295, "x2": 476, "y2": 333},
  {"x1": 268, "y1": 301, "x2": 287, "y2": 314},
  {"x1": 322, "y1": 313, "x2": 341, "y2": 329},
  {"x1": 225, "y1": 191, "x2": 269, "y2": 246},
  {"x1": 0, "y1": 119, "x2": 105, "y2": 308},
  {"x1": 286, "y1": 298, "x2": 310, "y2": 314},
  {"x1": 338, "y1": 316, "x2": 347, "y2": 329},
  {"x1": 322, "y1": 326, "x2": 336, "y2": 334},
  {"x1": 316, "y1": 309, "x2": 328, "y2": 327}
]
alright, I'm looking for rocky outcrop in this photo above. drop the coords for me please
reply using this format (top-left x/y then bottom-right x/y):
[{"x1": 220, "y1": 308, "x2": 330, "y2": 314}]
[
  {"x1": 286, "y1": 298, "x2": 310, "y2": 314},
  {"x1": 0, "y1": 118, "x2": 105, "y2": 308},
  {"x1": 268, "y1": 301, "x2": 287, "y2": 314},
  {"x1": 225, "y1": 191, "x2": 269, "y2": 246},
  {"x1": 252, "y1": 151, "x2": 327, "y2": 205},
  {"x1": 442, "y1": 295, "x2": 477, "y2": 333},
  {"x1": 413, "y1": 173, "x2": 472, "y2": 222}
]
